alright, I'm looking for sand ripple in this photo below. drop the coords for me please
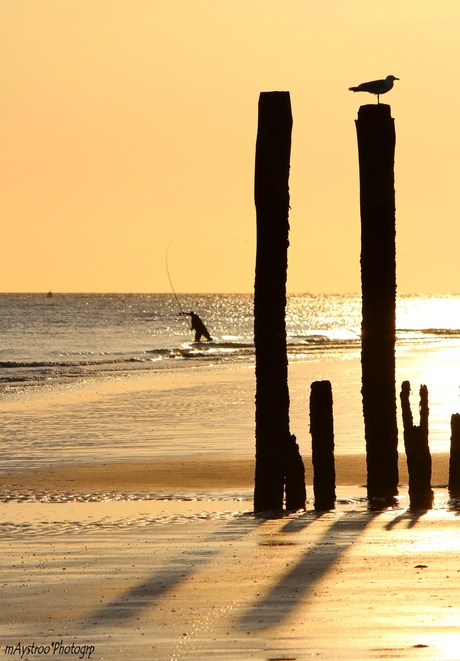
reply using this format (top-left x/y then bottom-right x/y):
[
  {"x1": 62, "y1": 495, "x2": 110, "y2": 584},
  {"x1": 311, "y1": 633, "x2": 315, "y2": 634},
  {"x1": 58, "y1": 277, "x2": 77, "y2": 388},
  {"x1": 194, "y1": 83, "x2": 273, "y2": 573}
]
[
  {"x1": 0, "y1": 488, "x2": 252, "y2": 503},
  {"x1": 0, "y1": 509, "x2": 254, "y2": 539},
  {"x1": 0, "y1": 490, "x2": 254, "y2": 539}
]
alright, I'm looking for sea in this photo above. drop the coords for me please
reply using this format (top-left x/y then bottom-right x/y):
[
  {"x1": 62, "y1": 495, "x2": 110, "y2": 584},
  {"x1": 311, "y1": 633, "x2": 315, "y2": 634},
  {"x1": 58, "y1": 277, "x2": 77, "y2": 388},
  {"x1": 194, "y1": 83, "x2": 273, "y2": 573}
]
[
  {"x1": 3, "y1": 292, "x2": 460, "y2": 387},
  {"x1": 2, "y1": 292, "x2": 460, "y2": 466},
  {"x1": 0, "y1": 292, "x2": 363, "y2": 387}
]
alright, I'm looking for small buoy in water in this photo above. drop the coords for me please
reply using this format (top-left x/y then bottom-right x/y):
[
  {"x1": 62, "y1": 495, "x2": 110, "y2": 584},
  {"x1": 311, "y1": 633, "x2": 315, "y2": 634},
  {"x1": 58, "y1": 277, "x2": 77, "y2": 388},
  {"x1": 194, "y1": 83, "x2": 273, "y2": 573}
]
[{"x1": 46, "y1": 291, "x2": 53, "y2": 298}]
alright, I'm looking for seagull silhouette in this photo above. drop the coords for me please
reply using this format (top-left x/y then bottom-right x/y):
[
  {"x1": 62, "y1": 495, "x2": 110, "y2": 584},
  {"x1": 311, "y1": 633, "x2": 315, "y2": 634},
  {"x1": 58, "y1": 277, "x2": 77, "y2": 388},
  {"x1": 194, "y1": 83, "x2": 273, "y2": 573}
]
[{"x1": 349, "y1": 75, "x2": 399, "y2": 104}]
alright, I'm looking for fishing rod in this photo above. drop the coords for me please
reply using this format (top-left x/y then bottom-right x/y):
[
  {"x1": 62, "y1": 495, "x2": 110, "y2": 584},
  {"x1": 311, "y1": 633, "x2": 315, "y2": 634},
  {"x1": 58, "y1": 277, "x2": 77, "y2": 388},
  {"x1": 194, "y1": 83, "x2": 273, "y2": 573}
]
[{"x1": 165, "y1": 235, "x2": 192, "y2": 329}]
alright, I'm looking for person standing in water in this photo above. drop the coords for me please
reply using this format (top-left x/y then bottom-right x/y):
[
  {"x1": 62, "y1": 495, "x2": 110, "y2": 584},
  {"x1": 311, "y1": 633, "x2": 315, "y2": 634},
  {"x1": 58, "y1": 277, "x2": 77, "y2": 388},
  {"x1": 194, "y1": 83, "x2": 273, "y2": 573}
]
[{"x1": 184, "y1": 311, "x2": 212, "y2": 342}]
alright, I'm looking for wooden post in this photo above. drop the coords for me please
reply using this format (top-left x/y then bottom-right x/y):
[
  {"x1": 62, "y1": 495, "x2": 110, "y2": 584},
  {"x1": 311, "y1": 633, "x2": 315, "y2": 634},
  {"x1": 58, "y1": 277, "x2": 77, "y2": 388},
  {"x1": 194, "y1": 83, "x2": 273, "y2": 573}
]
[
  {"x1": 253, "y1": 91, "x2": 306, "y2": 512},
  {"x1": 448, "y1": 413, "x2": 460, "y2": 499},
  {"x1": 355, "y1": 104, "x2": 399, "y2": 507},
  {"x1": 284, "y1": 434, "x2": 307, "y2": 511},
  {"x1": 400, "y1": 381, "x2": 434, "y2": 510},
  {"x1": 310, "y1": 380, "x2": 336, "y2": 511}
]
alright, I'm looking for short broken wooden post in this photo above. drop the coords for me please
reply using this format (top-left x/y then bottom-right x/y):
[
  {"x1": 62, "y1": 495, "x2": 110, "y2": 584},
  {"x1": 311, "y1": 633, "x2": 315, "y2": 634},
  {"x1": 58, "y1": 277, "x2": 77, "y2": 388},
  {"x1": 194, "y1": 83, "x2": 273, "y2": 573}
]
[
  {"x1": 253, "y1": 91, "x2": 306, "y2": 513},
  {"x1": 355, "y1": 104, "x2": 399, "y2": 507},
  {"x1": 310, "y1": 380, "x2": 336, "y2": 511},
  {"x1": 284, "y1": 434, "x2": 307, "y2": 511},
  {"x1": 448, "y1": 413, "x2": 460, "y2": 499},
  {"x1": 400, "y1": 381, "x2": 434, "y2": 510}
]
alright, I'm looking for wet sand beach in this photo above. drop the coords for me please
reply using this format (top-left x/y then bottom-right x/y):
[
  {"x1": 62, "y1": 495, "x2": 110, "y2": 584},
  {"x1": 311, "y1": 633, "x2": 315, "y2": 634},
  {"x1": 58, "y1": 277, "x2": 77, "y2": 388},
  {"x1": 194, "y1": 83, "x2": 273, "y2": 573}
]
[
  {"x1": 0, "y1": 452, "x2": 452, "y2": 495},
  {"x1": 2, "y1": 358, "x2": 460, "y2": 659},
  {"x1": 3, "y1": 488, "x2": 460, "y2": 661}
]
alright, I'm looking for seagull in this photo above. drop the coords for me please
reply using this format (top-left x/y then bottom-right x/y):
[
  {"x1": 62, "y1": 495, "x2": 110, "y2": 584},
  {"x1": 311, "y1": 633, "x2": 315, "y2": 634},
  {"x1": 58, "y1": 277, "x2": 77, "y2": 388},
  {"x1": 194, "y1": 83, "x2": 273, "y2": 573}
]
[{"x1": 348, "y1": 75, "x2": 399, "y2": 104}]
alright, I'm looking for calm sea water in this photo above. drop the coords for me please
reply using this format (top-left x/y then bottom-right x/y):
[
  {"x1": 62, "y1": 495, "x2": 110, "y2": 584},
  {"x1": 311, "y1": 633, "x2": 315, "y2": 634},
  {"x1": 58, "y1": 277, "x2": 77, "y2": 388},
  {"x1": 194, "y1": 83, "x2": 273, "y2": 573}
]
[
  {"x1": 2, "y1": 293, "x2": 460, "y2": 469},
  {"x1": 2, "y1": 292, "x2": 460, "y2": 390}
]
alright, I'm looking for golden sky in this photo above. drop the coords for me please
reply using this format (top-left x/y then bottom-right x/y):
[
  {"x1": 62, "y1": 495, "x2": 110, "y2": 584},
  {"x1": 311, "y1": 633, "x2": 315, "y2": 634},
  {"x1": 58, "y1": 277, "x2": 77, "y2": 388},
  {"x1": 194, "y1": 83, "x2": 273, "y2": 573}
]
[{"x1": 1, "y1": 1, "x2": 460, "y2": 293}]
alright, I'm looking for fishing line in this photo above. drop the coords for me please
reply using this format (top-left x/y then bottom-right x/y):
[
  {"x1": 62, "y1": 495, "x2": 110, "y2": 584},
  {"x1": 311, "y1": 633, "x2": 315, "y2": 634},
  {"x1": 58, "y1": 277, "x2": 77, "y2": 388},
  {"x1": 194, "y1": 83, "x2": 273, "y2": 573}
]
[{"x1": 166, "y1": 235, "x2": 192, "y2": 329}]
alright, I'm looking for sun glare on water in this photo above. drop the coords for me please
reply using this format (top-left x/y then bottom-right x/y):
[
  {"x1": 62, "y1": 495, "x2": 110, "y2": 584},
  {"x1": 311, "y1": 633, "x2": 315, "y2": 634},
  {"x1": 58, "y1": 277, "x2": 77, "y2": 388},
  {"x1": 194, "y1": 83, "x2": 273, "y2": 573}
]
[
  {"x1": 396, "y1": 296, "x2": 460, "y2": 453},
  {"x1": 397, "y1": 294, "x2": 460, "y2": 332}
]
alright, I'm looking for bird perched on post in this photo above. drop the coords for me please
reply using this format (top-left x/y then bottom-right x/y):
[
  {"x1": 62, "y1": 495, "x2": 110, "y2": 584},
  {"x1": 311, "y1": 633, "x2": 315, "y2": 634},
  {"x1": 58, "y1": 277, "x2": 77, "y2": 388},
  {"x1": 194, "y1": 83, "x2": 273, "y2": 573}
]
[{"x1": 349, "y1": 75, "x2": 399, "y2": 104}]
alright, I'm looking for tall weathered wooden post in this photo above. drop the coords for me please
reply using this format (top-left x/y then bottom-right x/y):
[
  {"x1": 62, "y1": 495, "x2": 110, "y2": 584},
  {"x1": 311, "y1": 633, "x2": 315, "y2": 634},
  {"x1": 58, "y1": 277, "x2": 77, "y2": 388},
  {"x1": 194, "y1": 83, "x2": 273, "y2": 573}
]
[
  {"x1": 355, "y1": 104, "x2": 399, "y2": 506},
  {"x1": 253, "y1": 91, "x2": 305, "y2": 513}
]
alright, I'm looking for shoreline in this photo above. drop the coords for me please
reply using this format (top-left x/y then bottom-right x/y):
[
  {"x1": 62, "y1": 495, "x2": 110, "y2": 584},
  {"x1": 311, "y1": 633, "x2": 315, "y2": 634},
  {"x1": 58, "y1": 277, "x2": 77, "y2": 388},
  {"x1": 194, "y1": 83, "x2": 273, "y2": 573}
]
[{"x1": 0, "y1": 452, "x2": 451, "y2": 494}]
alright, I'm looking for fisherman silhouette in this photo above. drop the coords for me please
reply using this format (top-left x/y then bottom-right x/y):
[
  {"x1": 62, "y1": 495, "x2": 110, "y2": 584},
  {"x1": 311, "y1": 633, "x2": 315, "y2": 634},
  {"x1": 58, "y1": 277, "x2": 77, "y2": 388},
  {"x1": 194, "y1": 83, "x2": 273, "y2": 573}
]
[{"x1": 184, "y1": 311, "x2": 212, "y2": 342}]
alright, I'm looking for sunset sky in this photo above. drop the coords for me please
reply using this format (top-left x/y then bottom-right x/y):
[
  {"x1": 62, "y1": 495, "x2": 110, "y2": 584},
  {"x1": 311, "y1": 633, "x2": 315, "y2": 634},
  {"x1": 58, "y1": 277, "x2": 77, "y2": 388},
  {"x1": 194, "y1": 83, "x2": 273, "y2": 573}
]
[{"x1": 2, "y1": 1, "x2": 460, "y2": 294}]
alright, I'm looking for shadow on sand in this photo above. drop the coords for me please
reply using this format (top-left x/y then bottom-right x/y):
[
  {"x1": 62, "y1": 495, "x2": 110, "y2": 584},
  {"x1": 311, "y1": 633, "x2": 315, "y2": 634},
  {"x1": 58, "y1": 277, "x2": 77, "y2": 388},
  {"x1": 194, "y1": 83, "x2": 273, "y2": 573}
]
[
  {"x1": 85, "y1": 514, "x2": 266, "y2": 624},
  {"x1": 237, "y1": 510, "x2": 379, "y2": 631}
]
